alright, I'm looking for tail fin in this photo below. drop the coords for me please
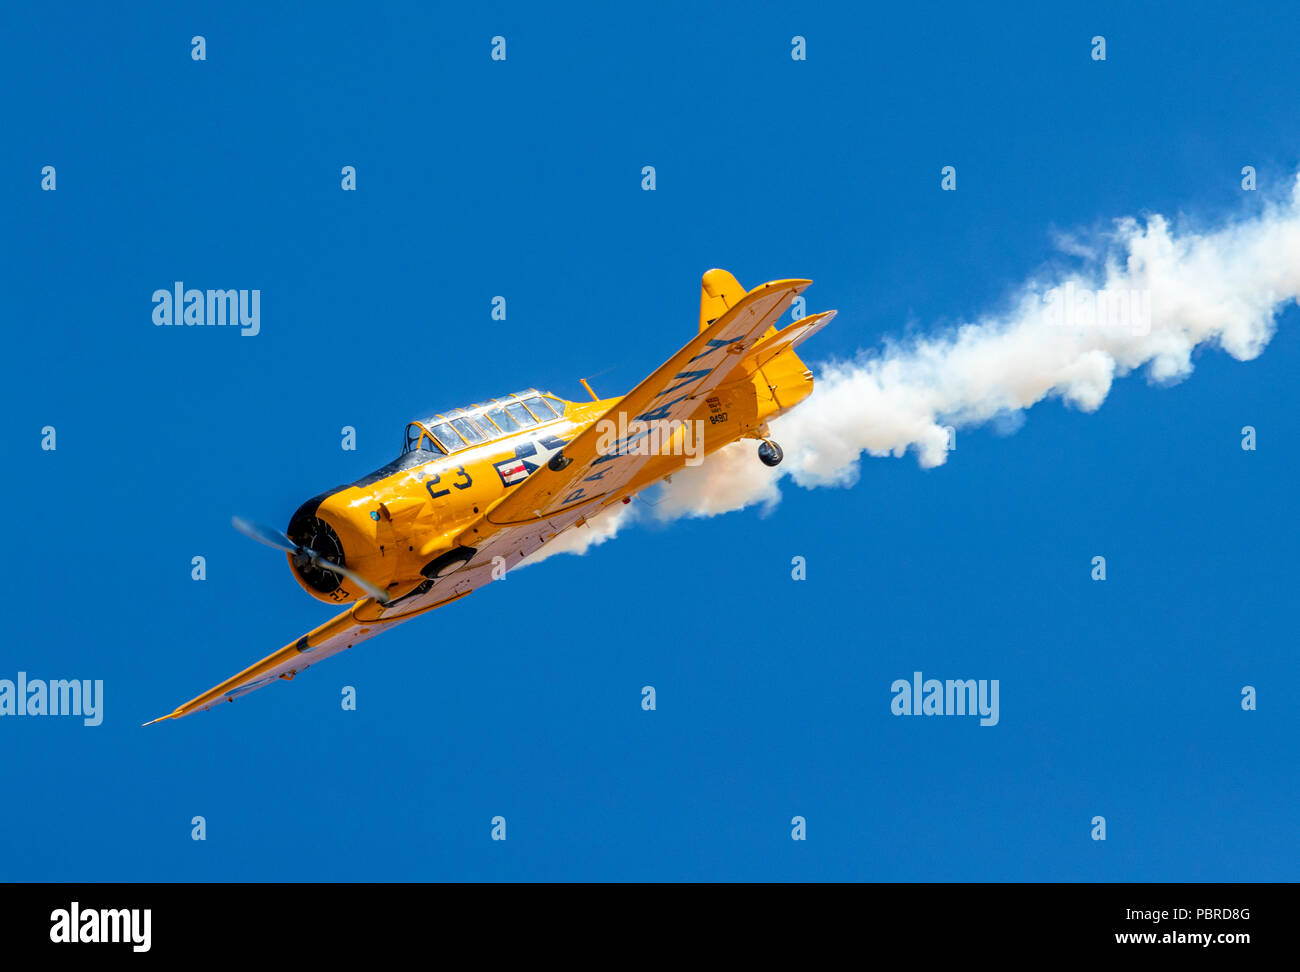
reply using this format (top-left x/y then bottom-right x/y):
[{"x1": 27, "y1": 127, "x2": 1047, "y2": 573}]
[{"x1": 699, "y1": 269, "x2": 753, "y2": 333}]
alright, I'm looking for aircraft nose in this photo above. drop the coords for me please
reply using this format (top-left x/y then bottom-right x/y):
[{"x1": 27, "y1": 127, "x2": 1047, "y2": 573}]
[{"x1": 286, "y1": 496, "x2": 348, "y2": 596}]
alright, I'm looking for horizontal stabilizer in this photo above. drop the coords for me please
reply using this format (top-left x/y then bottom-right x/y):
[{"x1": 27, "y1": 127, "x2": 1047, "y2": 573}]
[{"x1": 729, "y1": 310, "x2": 837, "y2": 378}]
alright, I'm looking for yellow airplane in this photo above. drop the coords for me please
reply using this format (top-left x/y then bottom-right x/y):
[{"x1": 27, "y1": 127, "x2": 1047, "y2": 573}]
[{"x1": 146, "y1": 270, "x2": 835, "y2": 723}]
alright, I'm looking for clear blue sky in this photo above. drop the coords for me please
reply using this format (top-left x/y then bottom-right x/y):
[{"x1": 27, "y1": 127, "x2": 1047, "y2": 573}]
[{"x1": 3, "y1": 1, "x2": 1297, "y2": 881}]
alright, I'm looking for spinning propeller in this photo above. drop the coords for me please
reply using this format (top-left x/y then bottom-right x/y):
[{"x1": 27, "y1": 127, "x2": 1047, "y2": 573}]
[{"x1": 231, "y1": 515, "x2": 390, "y2": 605}]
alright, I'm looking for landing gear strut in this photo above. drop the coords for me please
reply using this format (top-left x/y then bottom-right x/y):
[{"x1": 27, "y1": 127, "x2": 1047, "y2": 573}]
[{"x1": 757, "y1": 440, "x2": 784, "y2": 467}]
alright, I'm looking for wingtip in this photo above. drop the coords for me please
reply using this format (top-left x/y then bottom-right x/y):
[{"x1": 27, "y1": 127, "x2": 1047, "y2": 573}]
[{"x1": 141, "y1": 713, "x2": 174, "y2": 727}]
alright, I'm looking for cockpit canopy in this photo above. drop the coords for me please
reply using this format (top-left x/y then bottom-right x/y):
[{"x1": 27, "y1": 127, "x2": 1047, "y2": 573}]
[{"x1": 402, "y1": 389, "x2": 569, "y2": 457}]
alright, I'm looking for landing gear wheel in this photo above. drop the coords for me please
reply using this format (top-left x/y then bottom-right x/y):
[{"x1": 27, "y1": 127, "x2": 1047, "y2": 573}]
[
  {"x1": 758, "y1": 440, "x2": 784, "y2": 467},
  {"x1": 421, "y1": 545, "x2": 477, "y2": 579}
]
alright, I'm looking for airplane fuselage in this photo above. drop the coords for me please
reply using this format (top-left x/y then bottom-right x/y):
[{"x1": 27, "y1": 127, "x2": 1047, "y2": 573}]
[{"x1": 285, "y1": 346, "x2": 814, "y2": 608}]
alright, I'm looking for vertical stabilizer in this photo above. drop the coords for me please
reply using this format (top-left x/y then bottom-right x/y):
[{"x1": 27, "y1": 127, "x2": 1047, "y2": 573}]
[{"x1": 699, "y1": 269, "x2": 749, "y2": 333}]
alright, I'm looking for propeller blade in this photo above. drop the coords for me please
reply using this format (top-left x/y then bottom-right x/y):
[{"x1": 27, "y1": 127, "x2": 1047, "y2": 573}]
[
  {"x1": 231, "y1": 516, "x2": 297, "y2": 554},
  {"x1": 307, "y1": 556, "x2": 391, "y2": 605}
]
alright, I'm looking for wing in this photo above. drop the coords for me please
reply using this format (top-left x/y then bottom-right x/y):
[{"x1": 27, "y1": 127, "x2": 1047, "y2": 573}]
[
  {"x1": 486, "y1": 277, "x2": 810, "y2": 527},
  {"x1": 143, "y1": 602, "x2": 424, "y2": 723},
  {"x1": 146, "y1": 504, "x2": 601, "y2": 723}
]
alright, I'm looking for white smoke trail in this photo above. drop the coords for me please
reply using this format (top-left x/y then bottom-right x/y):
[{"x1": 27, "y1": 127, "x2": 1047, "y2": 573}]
[{"x1": 531, "y1": 175, "x2": 1300, "y2": 560}]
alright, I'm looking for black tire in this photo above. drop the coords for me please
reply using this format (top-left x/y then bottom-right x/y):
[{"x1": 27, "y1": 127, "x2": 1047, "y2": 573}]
[
  {"x1": 421, "y1": 546, "x2": 476, "y2": 579},
  {"x1": 758, "y1": 440, "x2": 784, "y2": 467}
]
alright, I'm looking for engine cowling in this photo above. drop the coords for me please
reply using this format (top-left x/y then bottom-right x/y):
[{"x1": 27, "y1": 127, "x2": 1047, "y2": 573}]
[{"x1": 286, "y1": 502, "x2": 348, "y2": 598}]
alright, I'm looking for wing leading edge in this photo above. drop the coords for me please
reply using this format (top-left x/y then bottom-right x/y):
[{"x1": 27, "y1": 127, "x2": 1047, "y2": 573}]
[{"x1": 143, "y1": 600, "x2": 425, "y2": 724}]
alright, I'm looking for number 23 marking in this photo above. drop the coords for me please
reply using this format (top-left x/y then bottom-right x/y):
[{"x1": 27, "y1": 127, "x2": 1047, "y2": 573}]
[{"x1": 426, "y1": 465, "x2": 472, "y2": 500}]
